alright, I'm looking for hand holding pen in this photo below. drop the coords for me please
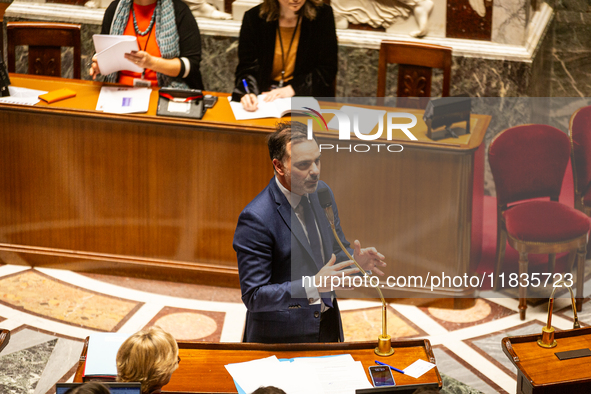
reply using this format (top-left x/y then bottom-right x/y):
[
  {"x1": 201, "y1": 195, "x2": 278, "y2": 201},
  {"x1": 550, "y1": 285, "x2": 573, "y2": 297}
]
[{"x1": 240, "y1": 79, "x2": 258, "y2": 112}]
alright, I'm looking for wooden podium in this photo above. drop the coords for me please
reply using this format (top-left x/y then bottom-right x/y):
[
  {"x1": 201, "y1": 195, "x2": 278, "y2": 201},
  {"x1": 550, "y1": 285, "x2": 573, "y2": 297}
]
[
  {"x1": 74, "y1": 338, "x2": 442, "y2": 393},
  {"x1": 502, "y1": 326, "x2": 591, "y2": 393}
]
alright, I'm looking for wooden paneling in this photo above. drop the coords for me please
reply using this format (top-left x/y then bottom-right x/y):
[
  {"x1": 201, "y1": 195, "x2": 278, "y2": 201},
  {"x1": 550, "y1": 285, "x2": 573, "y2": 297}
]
[
  {"x1": 322, "y1": 142, "x2": 481, "y2": 297},
  {"x1": 0, "y1": 75, "x2": 488, "y2": 293}
]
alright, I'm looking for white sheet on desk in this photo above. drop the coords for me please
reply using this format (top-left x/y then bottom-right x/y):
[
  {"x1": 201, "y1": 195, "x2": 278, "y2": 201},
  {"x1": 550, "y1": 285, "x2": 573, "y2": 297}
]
[
  {"x1": 227, "y1": 96, "x2": 321, "y2": 121},
  {"x1": 403, "y1": 359, "x2": 436, "y2": 379},
  {"x1": 96, "y1": 86, "x2": 151, "y2": 114},
  {"x1": 225, "y1": 356, "x2": 286, "y2": 393},
  {"x1": 291, "y1": 356, "x2": 372, "y2": 394},
  {"x1": 0, "y1": 86, "x2": 48, "y2": 106}
]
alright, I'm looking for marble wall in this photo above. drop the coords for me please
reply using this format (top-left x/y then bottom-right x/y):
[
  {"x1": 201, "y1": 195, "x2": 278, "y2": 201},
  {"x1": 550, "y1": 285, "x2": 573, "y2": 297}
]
[{"x1": 551, "y1": 0, "x2": 591, "y2": 96}]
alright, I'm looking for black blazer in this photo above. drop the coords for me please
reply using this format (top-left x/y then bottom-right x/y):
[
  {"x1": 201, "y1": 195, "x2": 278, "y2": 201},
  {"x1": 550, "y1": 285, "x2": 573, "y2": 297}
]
[{"x1": 232, "y1": 4, "x2": 338, "y2": 101}]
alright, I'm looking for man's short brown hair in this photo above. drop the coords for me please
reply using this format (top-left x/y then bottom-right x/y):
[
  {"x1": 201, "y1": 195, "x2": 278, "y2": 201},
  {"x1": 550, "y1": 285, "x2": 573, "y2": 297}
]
[{"x1": 267, "y1": 121, "x2": 318, "y2": 163}]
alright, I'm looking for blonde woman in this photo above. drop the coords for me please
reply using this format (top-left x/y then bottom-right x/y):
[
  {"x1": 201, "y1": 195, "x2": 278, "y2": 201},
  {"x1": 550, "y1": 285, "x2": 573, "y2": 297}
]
[{"x1": 116, "y1": 326, "x2": 180, "y2": 394}]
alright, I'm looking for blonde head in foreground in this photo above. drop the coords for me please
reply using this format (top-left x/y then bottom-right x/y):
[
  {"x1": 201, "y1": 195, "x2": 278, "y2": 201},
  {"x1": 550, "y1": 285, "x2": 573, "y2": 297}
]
[{"x1": 116, "y1": 326, "x2": 179, "y2": 394}]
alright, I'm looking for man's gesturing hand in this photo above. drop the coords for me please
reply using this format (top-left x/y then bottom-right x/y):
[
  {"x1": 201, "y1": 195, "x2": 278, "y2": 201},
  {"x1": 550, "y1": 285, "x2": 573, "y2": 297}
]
[
  {"x1": 314, "y1": 254, "x2": 359, "y2": 293},
  {"x1": 353, "y1": 240, "x2": 386, "y2": 276}
]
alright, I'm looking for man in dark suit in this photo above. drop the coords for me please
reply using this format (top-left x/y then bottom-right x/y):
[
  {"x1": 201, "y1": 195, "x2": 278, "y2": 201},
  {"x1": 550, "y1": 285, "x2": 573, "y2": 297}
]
[{"x1": 233, "y1": 121, "x2": 385, "y2": 343}]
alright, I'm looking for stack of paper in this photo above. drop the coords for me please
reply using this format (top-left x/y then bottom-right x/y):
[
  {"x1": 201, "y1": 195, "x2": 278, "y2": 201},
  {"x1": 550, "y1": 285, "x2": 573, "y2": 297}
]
[
  {"x1": 0, "y1": 86, "x2": 48, "y2": 106},
  {"x1": 225, "y1": 354, "x2": 372, "y2": 394},
  {"x1": 93, "y1": 35, "x2": 143, "y2": 75}
]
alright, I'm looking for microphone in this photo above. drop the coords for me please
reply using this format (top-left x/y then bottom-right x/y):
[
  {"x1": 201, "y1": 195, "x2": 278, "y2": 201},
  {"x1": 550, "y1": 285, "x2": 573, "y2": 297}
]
[
  {"x1": 316, "y1": 187, "x2": 394, "y2": 357},
  {"x1": 317, "y1": 188, "x2": 335, "y2": 225}
]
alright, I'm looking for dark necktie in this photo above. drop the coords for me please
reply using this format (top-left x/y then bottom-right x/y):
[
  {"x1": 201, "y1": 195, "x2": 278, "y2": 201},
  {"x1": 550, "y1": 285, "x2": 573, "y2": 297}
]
[{"x1": 300, "y1": 196, "x2": 333, "y2": 308}]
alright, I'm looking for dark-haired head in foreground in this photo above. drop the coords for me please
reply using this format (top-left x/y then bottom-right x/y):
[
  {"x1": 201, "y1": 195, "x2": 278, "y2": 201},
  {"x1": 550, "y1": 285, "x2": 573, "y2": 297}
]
[{"x1": 64, "y1": 382, "x2": 110, "y2": 394}]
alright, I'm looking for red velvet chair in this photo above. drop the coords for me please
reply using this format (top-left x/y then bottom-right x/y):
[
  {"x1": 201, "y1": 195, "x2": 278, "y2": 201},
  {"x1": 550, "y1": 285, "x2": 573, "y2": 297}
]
[
  {"x1": 489, "y1": 124, "x2": 590, "y2": 320},
  {"x1": 569, "y1": 106, "x2": 591, "y2": 257}
]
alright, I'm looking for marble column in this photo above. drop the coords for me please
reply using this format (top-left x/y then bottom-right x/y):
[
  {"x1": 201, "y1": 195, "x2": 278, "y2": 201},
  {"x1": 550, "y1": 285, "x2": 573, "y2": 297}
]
[{"x1": 492, "y1": 0, "x2": 530, "y2": 45}]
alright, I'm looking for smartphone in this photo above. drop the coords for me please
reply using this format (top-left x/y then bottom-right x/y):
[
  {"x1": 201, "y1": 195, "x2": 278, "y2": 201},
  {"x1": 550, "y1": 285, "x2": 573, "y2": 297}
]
[
  {"x1": 368, "y1": 365, "x2": 396, "y2": 387},
  {"x1": 204, "y1": 94, "x2": 218, "y2": 108}
]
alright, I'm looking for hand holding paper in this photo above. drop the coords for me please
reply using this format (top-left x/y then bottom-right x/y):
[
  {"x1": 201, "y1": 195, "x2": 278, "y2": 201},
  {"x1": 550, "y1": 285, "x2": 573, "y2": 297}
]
[{"x1": 92, "y1": 35, "x2": 143, "y2": 75}]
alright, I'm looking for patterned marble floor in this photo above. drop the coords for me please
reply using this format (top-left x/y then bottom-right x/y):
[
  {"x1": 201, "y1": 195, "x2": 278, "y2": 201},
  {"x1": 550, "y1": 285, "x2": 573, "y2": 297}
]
[{"x1": 0, "y1": 263, "x2": 589, "y2": 394}]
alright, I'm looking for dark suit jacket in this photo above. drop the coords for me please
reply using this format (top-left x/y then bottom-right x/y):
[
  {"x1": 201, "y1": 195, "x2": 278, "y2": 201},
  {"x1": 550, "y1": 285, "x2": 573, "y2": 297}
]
[
  {"x1": 233, "y1": 178, "x2": 352, "y2": 343},
  {"x1": 232, "y1": 4, "x2": 338, "y2": 101}
]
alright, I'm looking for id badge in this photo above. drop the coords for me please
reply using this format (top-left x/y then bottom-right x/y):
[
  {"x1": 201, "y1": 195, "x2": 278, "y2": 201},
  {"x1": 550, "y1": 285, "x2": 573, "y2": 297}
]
[{"x1": 133, "y1": 78, "x2": 151, "y2": 87}]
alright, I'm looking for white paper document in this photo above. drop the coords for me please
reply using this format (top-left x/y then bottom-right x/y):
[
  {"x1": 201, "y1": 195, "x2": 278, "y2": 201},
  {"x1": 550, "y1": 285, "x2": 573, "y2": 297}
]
[
  {"x1": 0, "y1": 86, "x2": 48, "y2": 106},
  {"x1": 84, "y1": 332, "x2": 131, "y2": 376},
  {"x1": 93, "y1": 34, "x2": 143, "y2": 75},
  {"x1": 225, "y1": 356, "x2": 283, "y2": 393},
  {"x1": 291, "y1": 356, "x2": 372, "y2": 394},
  {"x1": 403, "y1": 359, "x2": 437, "y2": 379},
  {"x1": 228, "y1": 96, "x2": 321, "y2": 121},
  {"x1": 225, "y1": 354, "x2": 372, "y2": 394},
  {"x1": 96, "y1": 86, "x2": 151, "y2": 114},
  {"x1": 327, "y1": 105, "x2": 387, "y2": 135}
]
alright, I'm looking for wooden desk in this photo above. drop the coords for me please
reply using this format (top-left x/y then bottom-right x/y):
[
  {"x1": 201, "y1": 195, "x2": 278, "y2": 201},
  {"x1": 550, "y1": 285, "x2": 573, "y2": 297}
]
[
  {"x1": 0, "y1": 75, "x2": 489, "y2": 296},
  {"x1": 74, "y1": 338, "x2": 442, "y2": 393},
  {"x1": 502, "y1": 326, "x2": 591, "y2": 393}
]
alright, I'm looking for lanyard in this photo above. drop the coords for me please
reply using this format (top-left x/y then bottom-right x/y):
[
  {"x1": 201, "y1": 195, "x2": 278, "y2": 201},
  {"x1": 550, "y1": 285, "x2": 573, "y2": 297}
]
[
  {"x1": 277, "y1": 14, "x2": 301, "y2": 88},
  {"x1": 133, "y1": 6, "x2": 155, "y2": 80}
]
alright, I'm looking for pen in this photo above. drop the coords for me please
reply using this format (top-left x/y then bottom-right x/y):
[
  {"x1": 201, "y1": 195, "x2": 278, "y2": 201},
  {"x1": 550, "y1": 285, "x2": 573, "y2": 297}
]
[
  {"x1": 375, "y1": 360, "x2": 405, "y2": 374},
  {"x1": 242, "y1": 79, "x2": 250, "y2": 94}
]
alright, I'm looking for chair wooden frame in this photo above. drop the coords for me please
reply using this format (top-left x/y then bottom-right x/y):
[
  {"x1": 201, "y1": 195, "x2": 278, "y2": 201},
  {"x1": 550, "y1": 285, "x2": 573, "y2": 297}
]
[
  {"x1": 0, "y1": 329, "x2": 10, "y2": 353},
  {"x1": 7, "y1": 22, "x2": 81, "y2": 79},
  {"x1": 568, "y1": 106, "x2": 591, "y2": 258},
  {"x1": 490, "y1": 126, "x2": 587, "y2": 320},
  {"x1": 377, "y1": 40, "x2": 452, "y2": 108}
]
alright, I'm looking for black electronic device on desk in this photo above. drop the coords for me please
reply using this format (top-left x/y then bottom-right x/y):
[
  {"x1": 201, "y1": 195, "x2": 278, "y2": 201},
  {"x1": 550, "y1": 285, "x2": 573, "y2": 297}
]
[
  {"x1": 204, "y1": 94, "x2": 218, "y2": 108},
  {"x1": 0, "y1": 59, "x2": 10, "y2": 97},
  {"x1": 56, "y1": 382, "x2": 141, "y2": 394},
  {"x1": 423, "y1": 96, "x2": 471, "y2": 141},
  {"x1": 157, "y1": 87, "x2": 205, "y2": 119}
]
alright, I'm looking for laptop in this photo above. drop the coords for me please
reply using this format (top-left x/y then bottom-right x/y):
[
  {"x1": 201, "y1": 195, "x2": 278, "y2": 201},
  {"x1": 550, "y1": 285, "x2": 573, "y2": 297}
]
[{"x1": 56, "y1": 382, "x2": 141, "y2": 394}]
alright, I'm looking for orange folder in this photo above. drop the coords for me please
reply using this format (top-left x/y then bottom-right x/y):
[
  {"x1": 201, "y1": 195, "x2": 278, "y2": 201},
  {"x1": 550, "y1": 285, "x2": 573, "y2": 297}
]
[{"x1": 39, "y1": 88, "x2": 76, "y2": 104}]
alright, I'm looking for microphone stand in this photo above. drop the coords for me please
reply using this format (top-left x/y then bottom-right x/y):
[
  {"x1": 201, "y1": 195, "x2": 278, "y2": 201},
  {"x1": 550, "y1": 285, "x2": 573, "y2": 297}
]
[
  {"x1": 322, "y1": 205, "x2": 394, "y2": 357},
  {"x1": 538, "y1": 281, "x2": 581, "y2": 348}
]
